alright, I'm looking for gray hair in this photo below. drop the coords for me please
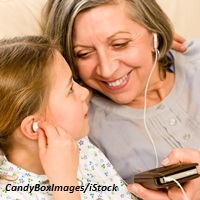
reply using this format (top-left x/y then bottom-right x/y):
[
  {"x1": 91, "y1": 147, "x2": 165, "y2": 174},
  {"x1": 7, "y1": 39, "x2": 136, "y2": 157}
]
[{"x1": 43, "y1": 0, "x2": 174, "y2": 81}]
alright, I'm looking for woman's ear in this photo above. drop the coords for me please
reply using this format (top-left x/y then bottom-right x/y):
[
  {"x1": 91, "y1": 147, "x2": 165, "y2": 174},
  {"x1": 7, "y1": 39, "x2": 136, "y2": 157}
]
[{"x1": 20, "y1": 115, "x2": 39, "y2": 140}]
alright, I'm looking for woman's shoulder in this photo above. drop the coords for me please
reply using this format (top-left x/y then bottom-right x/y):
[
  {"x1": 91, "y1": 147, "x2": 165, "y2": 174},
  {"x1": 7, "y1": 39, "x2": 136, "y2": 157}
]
[
  {"x1": 89, "y1": 93, "x2": 145, "y2": 121},
  {"x1": 183, "y1": 39, "x2": 200, "y2": 57},
  {"x1": 171, "y1": 39, "x2": 200, "y2": 73},
  {"x1": 90, "y1": 93, "x2": 119, "y2": 112},
  {"x1": 174, "y1": 39, "x2": 200, "y2": 61},
  {"x1": 90, "y1": 93, "x2": 128, "y2": 117},
  {"x1": 185, "y1": 38, "x2": 200, "y2": 47}
]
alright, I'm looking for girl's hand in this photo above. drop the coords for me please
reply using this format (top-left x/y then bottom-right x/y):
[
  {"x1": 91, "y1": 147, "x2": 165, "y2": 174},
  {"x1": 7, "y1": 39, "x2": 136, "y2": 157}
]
[
  {"x1": 38, "y1": 121, "x2": 79, "y2": 184},
  {"x1": 37, "y1": 122, "x2": 81, "y2": 200}
]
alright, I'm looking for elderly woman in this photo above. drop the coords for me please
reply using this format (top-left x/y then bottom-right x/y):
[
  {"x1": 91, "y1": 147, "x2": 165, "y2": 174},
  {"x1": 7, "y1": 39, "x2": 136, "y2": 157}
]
[{"x1": 43, "y1": 0, "x2": 200, "y2": 199}]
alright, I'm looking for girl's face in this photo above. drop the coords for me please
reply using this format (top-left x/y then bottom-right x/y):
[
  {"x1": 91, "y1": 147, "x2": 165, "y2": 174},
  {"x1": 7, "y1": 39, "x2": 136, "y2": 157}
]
[
  {"x1": 73, "y1": 2, "x2": 159, "y2": 105},
  {"x1": 45, "y1": 50, "x2": 89, "y2": 140}
]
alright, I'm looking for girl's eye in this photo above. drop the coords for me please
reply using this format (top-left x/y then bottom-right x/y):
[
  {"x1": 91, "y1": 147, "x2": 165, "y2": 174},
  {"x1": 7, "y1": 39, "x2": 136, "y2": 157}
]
[{"x1": 69, "y1": 83, "x2": 74, "y2": 94}]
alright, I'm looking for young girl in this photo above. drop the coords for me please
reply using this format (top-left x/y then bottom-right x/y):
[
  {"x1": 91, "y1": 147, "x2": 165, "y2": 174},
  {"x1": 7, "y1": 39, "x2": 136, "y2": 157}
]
[{"x1": 0, "y1": 36, "x2": 136, "y2": 200}]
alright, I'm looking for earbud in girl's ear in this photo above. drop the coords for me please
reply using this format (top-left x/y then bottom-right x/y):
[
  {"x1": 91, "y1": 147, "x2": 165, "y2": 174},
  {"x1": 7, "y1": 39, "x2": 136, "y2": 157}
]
[{"x1": 32, "y1": 122, "x2": 39, "y2": 133}]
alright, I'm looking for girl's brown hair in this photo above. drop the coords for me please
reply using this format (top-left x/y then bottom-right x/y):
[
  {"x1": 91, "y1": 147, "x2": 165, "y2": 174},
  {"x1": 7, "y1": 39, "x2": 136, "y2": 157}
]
[{"x1": 0, "y1": 36, "x2": 56, "y2": 155}]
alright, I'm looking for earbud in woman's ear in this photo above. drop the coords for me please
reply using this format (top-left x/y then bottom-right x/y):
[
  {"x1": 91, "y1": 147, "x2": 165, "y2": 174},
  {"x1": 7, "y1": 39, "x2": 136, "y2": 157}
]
[
  {"x1": 32, "y1": 122, "x2": 39, "y2": 133},
  {"x1": 153, "y1": 33, "x2": 158, "y2": 50}
]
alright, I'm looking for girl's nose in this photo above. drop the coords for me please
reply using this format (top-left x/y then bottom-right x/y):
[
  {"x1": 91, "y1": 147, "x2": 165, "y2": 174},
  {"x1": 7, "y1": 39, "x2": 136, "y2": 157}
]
[{"x1": 78, "y1": 83, "x2": 90, "y2": 102}]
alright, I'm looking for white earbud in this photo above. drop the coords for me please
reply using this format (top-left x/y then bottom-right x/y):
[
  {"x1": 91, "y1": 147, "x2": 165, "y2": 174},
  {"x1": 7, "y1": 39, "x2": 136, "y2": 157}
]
[
  {"x1": 153, "y1": 33, "x2": 158, "y2": 50},
  {"x1": 32, "y1": 122, "x2": 39, "y2": 132}
]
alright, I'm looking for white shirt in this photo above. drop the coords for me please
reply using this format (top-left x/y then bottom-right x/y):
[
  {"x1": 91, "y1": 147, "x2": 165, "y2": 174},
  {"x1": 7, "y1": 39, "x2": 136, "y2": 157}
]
[{"x1": 0, "y1": 137, "x2": 136, "y2": 200}]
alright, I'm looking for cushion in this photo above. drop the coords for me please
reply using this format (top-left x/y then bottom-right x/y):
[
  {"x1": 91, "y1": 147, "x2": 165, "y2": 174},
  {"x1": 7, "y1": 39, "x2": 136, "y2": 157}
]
[
  {"x1": 0, "y1": 0, "x2": 199, "y2": 39},
  {"x1": 157, "y1": 0, "x2": 200, "y2": 39},
  {"x1": 0, "y1": 0, "x2": 46, "y2": 38}
]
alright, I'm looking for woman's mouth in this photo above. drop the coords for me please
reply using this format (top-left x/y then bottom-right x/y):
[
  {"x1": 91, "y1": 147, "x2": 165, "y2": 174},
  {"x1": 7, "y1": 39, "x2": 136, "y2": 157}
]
[
  {"x1": 104, "y1": 73, "x2": 130, "y2": 90},
  {"x1": 107, "y1": 74, "x2": 128, "y2": 87}
]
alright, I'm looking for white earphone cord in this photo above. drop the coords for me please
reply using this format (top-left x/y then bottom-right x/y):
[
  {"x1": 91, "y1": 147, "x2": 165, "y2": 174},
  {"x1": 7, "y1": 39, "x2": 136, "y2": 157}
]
[
  {"x1": 164, "y1": 177, "x2": 188, "y2": 200},
  {"x1": 143, "y1": 48, "x2": 188, "y2": 200},
  {"x1": 143, "y1": 48, "x2": 159, "y2": 168}
]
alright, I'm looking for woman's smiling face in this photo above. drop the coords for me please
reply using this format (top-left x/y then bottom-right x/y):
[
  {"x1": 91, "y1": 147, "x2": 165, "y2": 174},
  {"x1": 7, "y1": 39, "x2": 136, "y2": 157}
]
[{"x1": 73, "y1": 2, "x2": 157, "y2": 105}]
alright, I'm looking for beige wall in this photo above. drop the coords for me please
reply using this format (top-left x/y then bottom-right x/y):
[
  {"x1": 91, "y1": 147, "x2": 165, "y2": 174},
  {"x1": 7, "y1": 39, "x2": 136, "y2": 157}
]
[
  {"x1": 157, "y1": 0, "x2": 200, "y2": 39},
  {"x1": 0, "y1": 0, "x2": 199, "y2": 39},
  {"x1": 0, "y1": 0, "x2": 46, "y2": 38}
]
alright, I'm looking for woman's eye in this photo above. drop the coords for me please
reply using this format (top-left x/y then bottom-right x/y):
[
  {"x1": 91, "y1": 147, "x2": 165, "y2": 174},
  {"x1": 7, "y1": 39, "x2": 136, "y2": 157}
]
[
  {"x1": 75, "y1": 50, "x2": 95, "y2": 59},
  {"x1": 112, "y1": 40, "x2": 130, "y2": 48},
  {"x1": 76, "y1": 52, "x2": 89, "y2": 58},
  {"x1": 112, "y1": 41, "x2": 129, "y2": 48}
]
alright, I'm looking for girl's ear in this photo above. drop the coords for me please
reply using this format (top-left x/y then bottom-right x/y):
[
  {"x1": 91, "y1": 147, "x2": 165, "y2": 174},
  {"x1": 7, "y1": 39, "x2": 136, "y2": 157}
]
[{"x1": 20, "y1": 115, "x2": 39, "y2": 140}]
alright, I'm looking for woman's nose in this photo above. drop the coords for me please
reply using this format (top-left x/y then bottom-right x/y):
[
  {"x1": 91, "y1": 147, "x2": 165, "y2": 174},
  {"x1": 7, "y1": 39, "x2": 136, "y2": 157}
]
[{"x1": 96, "y1": 50, "x2": 118, "y2": 79}]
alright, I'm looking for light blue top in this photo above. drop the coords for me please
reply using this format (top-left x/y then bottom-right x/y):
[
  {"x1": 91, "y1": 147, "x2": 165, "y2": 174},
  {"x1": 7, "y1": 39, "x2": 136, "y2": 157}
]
[{"x1": 88, "y1": 39, "x2": 200, "y2": 184}]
